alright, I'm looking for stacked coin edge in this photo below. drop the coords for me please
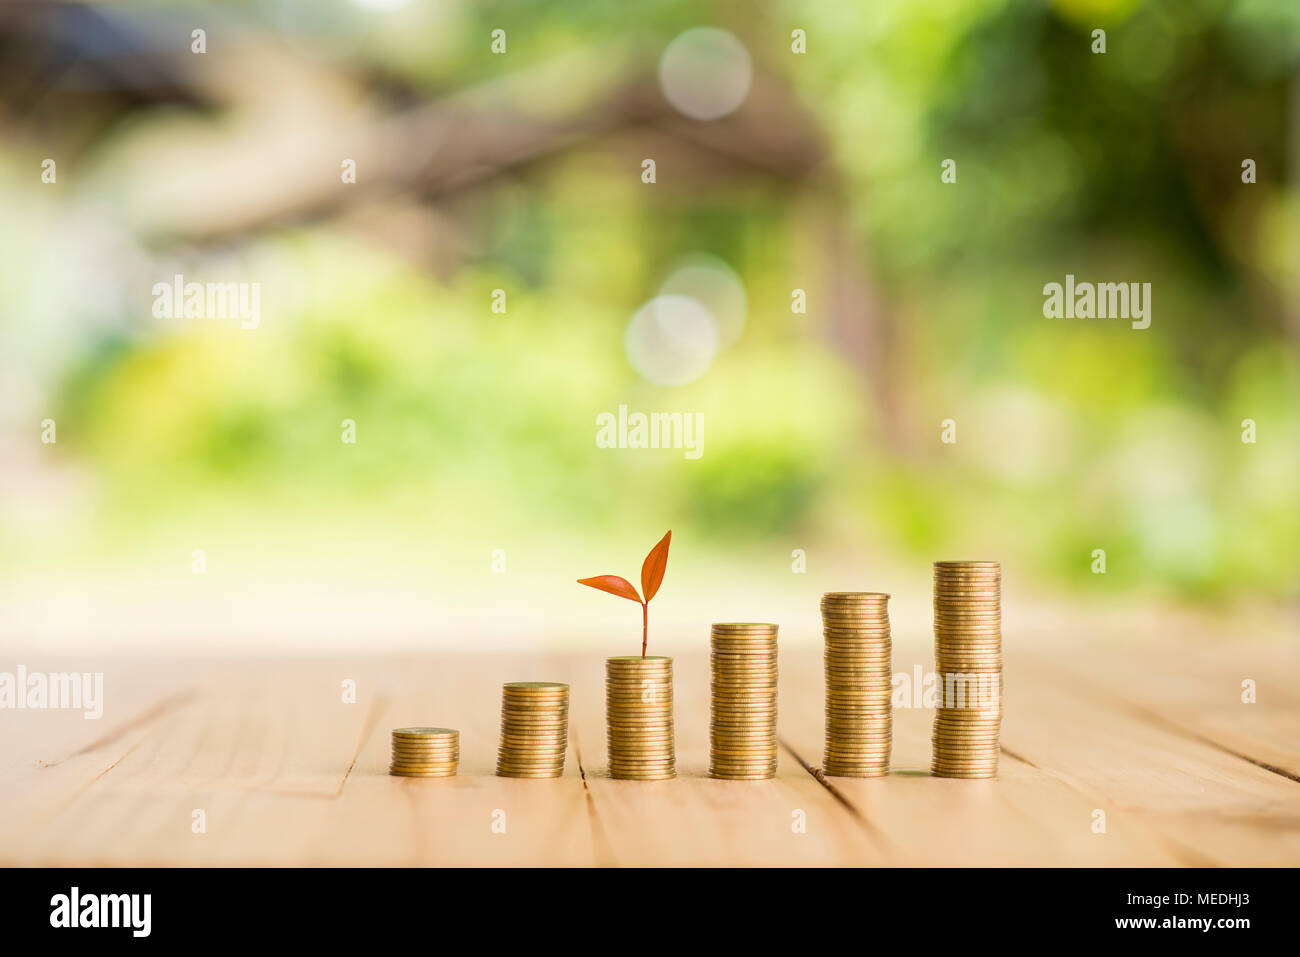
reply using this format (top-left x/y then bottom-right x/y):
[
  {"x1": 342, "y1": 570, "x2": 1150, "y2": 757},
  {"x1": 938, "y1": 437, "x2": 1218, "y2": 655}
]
[
  {"x1": 390, "y1": 727, "x2": 459, "y2": 778},
  {"x1": 709, "y1": 623, "x2": 779, "y2": 781},
  {"x1": 822, "y1": 592, "x2": 892, "y2": 777},
  {"x1": 931, "y1": 561, "x2": 1002, "y2": 779},
  {"x1": 496, "y1": 681, "x2": 570, "y2": 779},
  {"x1": 606, "y1": 655, "x2": 676, "y2": 780}
]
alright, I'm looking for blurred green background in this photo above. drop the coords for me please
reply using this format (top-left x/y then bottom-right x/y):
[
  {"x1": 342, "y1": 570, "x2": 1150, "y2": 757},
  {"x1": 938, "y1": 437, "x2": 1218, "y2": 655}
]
[{"x1": 0, "y1": 0, "x2": 1296, "y2": 653}]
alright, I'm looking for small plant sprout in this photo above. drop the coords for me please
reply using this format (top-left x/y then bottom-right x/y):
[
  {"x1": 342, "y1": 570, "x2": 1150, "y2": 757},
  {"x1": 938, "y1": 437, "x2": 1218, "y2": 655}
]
[{"x1": 578, "y1": 531, "x2": 672, "y2": 657}]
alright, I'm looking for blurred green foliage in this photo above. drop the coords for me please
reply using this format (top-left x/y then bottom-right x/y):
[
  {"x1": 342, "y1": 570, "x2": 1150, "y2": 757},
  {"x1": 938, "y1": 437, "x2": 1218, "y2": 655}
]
[{"x1": 6, "y1": 0, "x2": 1299, "y2": 602}]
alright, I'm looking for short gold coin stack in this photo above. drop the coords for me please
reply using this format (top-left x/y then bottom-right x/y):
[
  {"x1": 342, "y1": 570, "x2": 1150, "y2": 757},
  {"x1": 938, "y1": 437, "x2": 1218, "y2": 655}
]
[
  {"x1": 931, "y1": 561, "x2": 1002, "y2": 778},
  {"x1": 496, "y1": 681, "x2": 569, "y2": 778},
  {"x1": 389, "y1": 727, "x2": 459, "y2": 777},
  {"x1": 605, "y1": 656, "x2": 675, "y2": 780},
  {"x1": 821, "y1": 592, "x2": 892, "y2": 777},
  {"x1": 709, "y1": 623, "x2": 779, "y2": 780}
]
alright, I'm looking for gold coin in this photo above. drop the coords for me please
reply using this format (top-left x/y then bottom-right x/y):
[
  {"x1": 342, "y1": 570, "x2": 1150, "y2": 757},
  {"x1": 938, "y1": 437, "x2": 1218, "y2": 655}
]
[
  {"x1": 825, "y1": 741, "x2": 893, "y2": 751},
  {"x1": 391, "y1": 741, "x2": 459, "y2": 749},
  {"x1": 390, "y1": 770, "x2": 457, "y2": 778},
  {"x1": 391, "y1": 737, "x2": 460, "y2": 745},
  {"x1": 710, "y1": 678, "x2": 778, "y2": 687},
  {"x1": 709, "y1": 663, "x2": 779, "y2": 672},
  {"x1": 825, "y1": 756, "x2": 891, "y2": 765},
  {"x1": 498, "y1": 725, "x2": 569, "y2": 735},
  {"x1": 709, "y1": 767, "x2": 777, "y2": 776},
  {"x1": 499, "y1": 712, "x2": 569, "y2": 721},
  {"x1": 609, "y1": 754, "x2": 676, "y2": 764},
  {"x1": 496, "y1": 771, "x2": 565, "y2": 779},
  {"x1": 606, "y1": 674, "x2": 673, "y2": 681},
  {"x1": 711, "y1": 705, "x2": 778, "y2": 713},
  {"x1": 610, "y1": 773, "x2": 676, "y2": 780},
  {"x1": 933, "y1": 740, "x2": 1002, "y2": 748},
  {"x1": 709, "y1": 726, "x2": 777, "y2": 735},
  {"x1": 392, "y1": 727, "x2": 458, "y2": 737},
  {"x1": 391, "y1": 751, "x2": 459, "y2": 760},
  {"x1": 823, "y1": 768, "x2": 888, "y2": 776},
  {"x1": 708, "y1": 773, "x2": 775, "y2": 780},
  {"x1": 607, "y1": 723, "x2": 675, "y2": 732},
  {"x1": 710, "y1": 727, "x2": 777, "y2": 736},
  {"x1": 500, "y1": 706, "x2": 570, "y2": 715}
]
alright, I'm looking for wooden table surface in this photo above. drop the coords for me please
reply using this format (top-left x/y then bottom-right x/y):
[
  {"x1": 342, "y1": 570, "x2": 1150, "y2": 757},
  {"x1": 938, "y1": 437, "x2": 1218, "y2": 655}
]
[{"x1": 3, "y1": 640, "x2": 1297, "y2": 866}]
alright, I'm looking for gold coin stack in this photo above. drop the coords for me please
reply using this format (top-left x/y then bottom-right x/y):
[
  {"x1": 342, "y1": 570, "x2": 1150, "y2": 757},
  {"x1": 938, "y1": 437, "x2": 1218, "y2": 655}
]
[
  {"x1": 709, "y1": 623, "x2": 778, "y2": 780},
  {"x1": 496, "y1": 682, "x2": 569, "y2": 778},
  {"x1": 389, "y1": 727, "x2": 459, "y2": 777},
  {"x1": 606, "y1": 656, "x2": 675, "y2": 780},
  {"x1": 821, "y1": 592, "x2": 892, "y2": 777},
  {"x1": 932, "y1": 561, "x2": 1002, "y2": 778}
]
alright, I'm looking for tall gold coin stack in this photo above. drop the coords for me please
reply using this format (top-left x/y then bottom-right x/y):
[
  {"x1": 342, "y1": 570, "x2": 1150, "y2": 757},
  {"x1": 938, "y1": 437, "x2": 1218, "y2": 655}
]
[
  {"x1": 605, "y1": 656, "x2": 675, "y2": 780},
  {"x1": 821, "y1": 592, "x2": 893, "y2": 777},
  {"x1": 496, "y1": 681, "x2": 570, "y2": 778},
  {"x1": 389, "y1": 727, "x2": 459, "y2": 777},
  {"x1": 932, "y1": 561, "x2": 1002, "y2": 778},
  {"x1": 709, "y1": 623, "x2": 779, "y2": 780}
]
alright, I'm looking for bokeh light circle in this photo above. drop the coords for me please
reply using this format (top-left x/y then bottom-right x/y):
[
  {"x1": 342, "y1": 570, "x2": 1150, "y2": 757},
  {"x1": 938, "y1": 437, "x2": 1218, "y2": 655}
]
[
  {"x1": 658, "y1": 253, "x2": 747, "y2": 347},
  {"x1": 624, "y1": 295, "x2": 720, "y2": 386},
  {"x1": 658, "y1": 28, "x2": 752, "y2": 121}
]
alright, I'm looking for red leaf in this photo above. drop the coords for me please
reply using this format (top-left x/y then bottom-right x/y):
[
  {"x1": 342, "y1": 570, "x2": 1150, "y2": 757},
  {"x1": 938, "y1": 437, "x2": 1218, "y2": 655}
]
[
  {"x1": 577, "y1": 575, "x2": 642, "y2": 603},
  {"x1": 640, "y1": 530, "x2": 671, "y2": 603}
]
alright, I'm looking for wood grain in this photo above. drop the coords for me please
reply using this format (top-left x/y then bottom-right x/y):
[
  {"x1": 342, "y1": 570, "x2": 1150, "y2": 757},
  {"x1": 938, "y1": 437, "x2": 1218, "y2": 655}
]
[{"x1": 0, "y1": 644, "x2": 1295, "y2": 866}]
